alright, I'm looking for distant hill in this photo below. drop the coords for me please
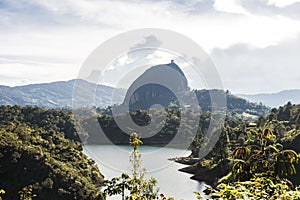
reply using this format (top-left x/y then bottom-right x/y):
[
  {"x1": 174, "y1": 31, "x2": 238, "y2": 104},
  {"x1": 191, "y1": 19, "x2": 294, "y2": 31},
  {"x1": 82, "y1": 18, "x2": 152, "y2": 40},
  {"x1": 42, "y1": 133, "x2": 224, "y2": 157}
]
[
  {"x1": 0, "y1": 79, "x2": 126, "y2": 108},
  {"x1": 237, "y1": 89, "x2": 300, "y2": 108},
  {"x1": 0, "y1": 76, "x2": 269, "y2": 116},
  {"x1": 195, "y1": 90, "x2": 269, "y2": 117}
]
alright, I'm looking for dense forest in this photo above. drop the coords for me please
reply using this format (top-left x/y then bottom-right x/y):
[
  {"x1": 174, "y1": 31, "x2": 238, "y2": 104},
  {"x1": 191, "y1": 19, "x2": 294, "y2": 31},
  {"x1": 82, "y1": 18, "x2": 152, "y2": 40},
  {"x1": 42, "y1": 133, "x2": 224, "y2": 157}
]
[
  {"x1": 81, "y1": 90, "x2": 268, "y2": 145},
  {"x1": 0, "y1": 102, "x2": 299, "y2": 199},
  {"x1": 0, "y1": 105, "x2": 104, "y2": 200},
  {"x1": 183, "y1": 102, "x2": 300, "y2": 199}
]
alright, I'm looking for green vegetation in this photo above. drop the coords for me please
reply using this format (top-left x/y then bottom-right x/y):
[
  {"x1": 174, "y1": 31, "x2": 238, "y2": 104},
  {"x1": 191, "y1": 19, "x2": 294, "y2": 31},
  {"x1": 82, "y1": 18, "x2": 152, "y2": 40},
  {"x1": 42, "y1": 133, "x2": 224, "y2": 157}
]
[
  {"x1": 103, "y1": 132, "x2": 174, "y2": 200},
  {"x1": 82, "y1": 107, "x2": 215, "y2": 146},
  {"x1": 62, "y1": 101, "x2": 300, "y2": 198},
  {"x1": 0, "y1": 105, "x2": 80, "y2": 141},
  {"x1": 0, "y1": 189, "x2": 4, "y2": 200},
  {"x1": 202, "y1": 127, "x2": 300, "y2": 199},
  {"x1": 188, "y1": 103, "x2": 300, "y2": 199},
  {"x1": 194, "y1": 89, "x2": 268, "y2": 115},
  {"x1": 90, "y1": 88, "x2": 269, "y2": 145},
  {"x1": 0, "y1": 105, "x2": 104, "y2": 200},
  {"x1": 183, "y1": 103, "x2": 299, "y2": 173},
  {"x1": 0, "y1": 101, "x2": 298, "y2": 199}
]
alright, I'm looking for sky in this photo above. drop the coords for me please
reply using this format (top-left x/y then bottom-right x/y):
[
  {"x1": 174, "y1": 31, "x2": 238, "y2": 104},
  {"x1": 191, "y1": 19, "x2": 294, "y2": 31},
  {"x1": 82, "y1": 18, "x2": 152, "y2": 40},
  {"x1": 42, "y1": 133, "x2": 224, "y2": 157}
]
[{"x1": 1, "y1": 0, "x2": 300, "y2": 94}]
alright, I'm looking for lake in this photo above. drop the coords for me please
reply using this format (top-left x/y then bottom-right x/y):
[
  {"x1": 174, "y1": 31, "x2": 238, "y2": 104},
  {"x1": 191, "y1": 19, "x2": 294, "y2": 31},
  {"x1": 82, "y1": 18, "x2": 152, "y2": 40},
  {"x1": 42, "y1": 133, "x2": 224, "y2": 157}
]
[{"x1": 84, "y1": 145, "x2": 208, "y2": 200}]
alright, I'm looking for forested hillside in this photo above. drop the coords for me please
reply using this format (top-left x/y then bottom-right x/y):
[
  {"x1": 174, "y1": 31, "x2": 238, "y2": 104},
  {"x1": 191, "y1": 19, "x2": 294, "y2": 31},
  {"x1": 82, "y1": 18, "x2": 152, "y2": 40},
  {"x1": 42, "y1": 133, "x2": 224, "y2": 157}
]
[
  {"x1": 180, "y1": 102, "x2": 300, "y2": 189},
  {"x1": 0, "y1": 102, "x2": 298, "y2": 199},
  {"x1": 195, "y1": 89, "x2": 268, "y2": 115},
  {"x1": 0, "y1": 105, "x2": 104, "y2": 200}
]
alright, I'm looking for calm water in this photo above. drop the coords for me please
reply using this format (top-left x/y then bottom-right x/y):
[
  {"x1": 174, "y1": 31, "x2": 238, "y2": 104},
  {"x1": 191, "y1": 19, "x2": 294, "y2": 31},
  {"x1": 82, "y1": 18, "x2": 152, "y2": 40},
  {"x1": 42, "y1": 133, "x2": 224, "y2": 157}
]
[{"x1": 84, "y1": 145, "x2": 207, "y2": 200}]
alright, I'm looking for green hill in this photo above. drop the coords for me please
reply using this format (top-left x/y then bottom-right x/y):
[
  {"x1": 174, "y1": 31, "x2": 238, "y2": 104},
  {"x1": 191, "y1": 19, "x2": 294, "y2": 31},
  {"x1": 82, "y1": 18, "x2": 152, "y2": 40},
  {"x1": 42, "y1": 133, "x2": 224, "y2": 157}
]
[
  {"x1": 180, "y1": 102, "x2": 300, "y2": 186},
  {"x1": 0, "y1": 105, "x2": 104, "y2": 200}
]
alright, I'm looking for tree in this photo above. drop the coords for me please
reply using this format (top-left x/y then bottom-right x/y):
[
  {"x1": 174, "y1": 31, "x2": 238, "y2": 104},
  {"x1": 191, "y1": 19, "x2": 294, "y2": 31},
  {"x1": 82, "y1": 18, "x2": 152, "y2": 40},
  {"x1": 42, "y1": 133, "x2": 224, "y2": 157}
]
[
  {"x1": 103, "y1": 132, "x2": 174, "y2": 200},
  {"x1": 0, "y1": 105, "x2": 104, "y2": 200},
  {"x1": 205, "y1": 128, "x2": 300, "y2": 199},
  {"x1": 0, "y1": 189, "x2": 5, "y2": 200}
]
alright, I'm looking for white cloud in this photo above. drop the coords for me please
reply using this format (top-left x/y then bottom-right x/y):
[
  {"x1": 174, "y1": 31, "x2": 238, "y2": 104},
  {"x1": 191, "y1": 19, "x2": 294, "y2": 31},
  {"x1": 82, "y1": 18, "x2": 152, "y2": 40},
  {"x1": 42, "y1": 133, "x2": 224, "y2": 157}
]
[
  {"x1": 213, "y1": 0, "x2": 249, "y2": 15},
  {"x1": 0, "y1": 61, "x2": 78, "y2": 87},
  {"x1": 0, "y1": 0, "x2": 300, "y2": 93},
  {"x1": 2, "y1": 0, "x2": 300, "y2": 52},
  {"x1": 268, "y1": 0, "x2": 300, "y2": 7},
  {"x1": 211, "y1": 35, "x2": 300, "y2": 94}
]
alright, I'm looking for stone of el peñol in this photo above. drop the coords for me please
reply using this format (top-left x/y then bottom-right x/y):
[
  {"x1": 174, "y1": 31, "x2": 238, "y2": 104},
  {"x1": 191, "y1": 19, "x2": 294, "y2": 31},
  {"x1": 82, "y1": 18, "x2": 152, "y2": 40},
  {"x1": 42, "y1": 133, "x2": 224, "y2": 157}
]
[{"x1": 122, "y1": 60, "x2": 189, "y2": 111}]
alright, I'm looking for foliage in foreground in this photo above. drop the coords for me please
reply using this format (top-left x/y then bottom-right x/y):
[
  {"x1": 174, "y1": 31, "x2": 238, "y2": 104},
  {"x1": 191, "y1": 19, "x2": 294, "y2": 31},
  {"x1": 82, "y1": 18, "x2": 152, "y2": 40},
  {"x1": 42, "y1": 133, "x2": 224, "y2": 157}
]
[
  {"x1": 200, "y1": 178, "x2": 300, "y2": 200},
  {"x1": 203, "y1": 128, "x2": 300, "y2": 199},
  {"x1": 103, "y1": 132, "x2": 175, "y2": 200}
]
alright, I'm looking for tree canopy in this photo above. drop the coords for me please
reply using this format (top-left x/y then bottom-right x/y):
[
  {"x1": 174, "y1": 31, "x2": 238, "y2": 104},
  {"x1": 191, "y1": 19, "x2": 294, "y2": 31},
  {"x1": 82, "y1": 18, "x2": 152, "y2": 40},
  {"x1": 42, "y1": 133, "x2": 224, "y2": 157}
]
[{"x1": 0, "y1": 105, "x2": 104, "y2": 200}]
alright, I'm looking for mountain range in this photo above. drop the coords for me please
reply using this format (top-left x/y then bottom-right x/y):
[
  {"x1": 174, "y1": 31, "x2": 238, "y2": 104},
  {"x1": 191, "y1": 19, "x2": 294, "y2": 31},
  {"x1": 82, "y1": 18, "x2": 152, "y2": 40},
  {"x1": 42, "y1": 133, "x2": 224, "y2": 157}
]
[
  {"x1": 0, "y1": 78, "x2": 270, "y2": 118},
  {"x1": 237, "y1": 89, "x2": 300, "y2": 108},
  {"x1": 0, "y1": 79, "x2": 126, "y2": 109}
]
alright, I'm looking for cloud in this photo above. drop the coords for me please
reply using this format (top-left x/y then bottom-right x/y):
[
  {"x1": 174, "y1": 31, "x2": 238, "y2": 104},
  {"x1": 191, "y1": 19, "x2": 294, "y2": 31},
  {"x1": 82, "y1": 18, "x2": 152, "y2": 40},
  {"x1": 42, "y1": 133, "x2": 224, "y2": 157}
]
[
  {"x1": 130, "y1": 35, "x2": 162, "y2": 50},
  {"x1": 213, "y1": 0, "x2": 249, "y2": 15},
  {"x1": 0, "y1": 55, "x2": 79, "y2": 86},
  {"x1": 98, "y1": 35, "x2": 165, "y2": 89},
  {"x1": 211, "y1": 34, "x2": 300, "y2": 94},
  {"x1": 2, "y1": 0, "x2": 300, "y2": 51},
  {"x1": 238, "y1": 0, "x2": 300, "y2": 20},
  {"x1": 127, "y1": 35, "x2": 163, "y2": 63},
  {"x1": 268, "y1": 0, "x2": 300, "y2": 7},
  {"x1": 0, "y1": 0, "x2": 300, "y2": 94}
]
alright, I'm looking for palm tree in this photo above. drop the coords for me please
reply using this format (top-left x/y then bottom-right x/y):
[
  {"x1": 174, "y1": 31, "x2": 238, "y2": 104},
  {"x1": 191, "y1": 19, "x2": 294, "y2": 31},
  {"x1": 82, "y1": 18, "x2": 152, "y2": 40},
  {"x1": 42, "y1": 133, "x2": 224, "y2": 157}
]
[
  {"x1": 232, "y1": 146, "x2": 250, "y2": 159},
  {"x1": 228, "y1": 128, "x2": 299, "y2": 183},
  {"x1": 273, "y1": 149, "x2": 299, "y2": 177},
  {"x1": 231, "y1": 159, "x2": 251, "y2": 181}
]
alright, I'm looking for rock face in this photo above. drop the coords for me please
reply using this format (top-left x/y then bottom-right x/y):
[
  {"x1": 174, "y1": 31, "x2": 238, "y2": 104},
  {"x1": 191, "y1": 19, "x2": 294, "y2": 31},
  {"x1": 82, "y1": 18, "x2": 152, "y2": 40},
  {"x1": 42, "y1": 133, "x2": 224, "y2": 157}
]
[{"x1": 122, "y1": 61, "x2": 189, "y2": 111}]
